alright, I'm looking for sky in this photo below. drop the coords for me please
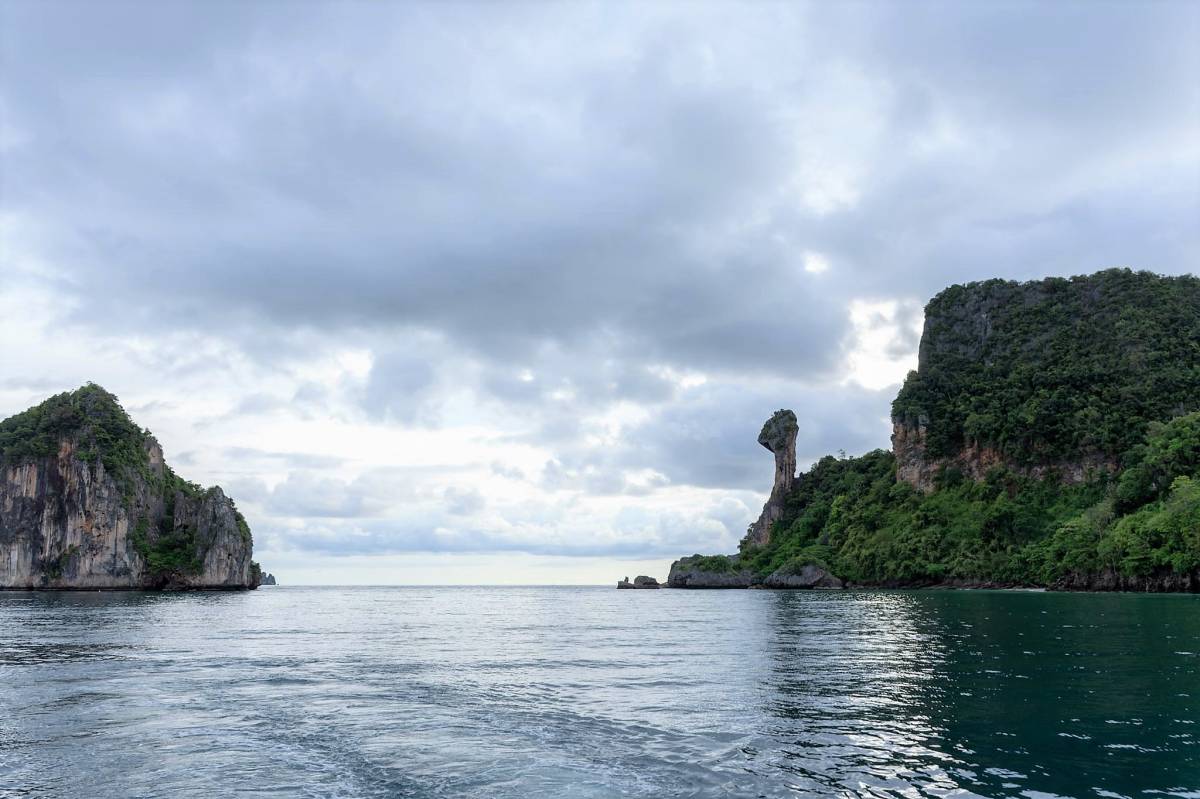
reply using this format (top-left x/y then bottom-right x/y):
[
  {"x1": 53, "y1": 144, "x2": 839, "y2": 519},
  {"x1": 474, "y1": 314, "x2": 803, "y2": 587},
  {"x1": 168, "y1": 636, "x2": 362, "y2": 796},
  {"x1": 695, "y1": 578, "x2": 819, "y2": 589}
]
[{"x1": 1, "y1": 1, "x2": 1197, "y2": 584}]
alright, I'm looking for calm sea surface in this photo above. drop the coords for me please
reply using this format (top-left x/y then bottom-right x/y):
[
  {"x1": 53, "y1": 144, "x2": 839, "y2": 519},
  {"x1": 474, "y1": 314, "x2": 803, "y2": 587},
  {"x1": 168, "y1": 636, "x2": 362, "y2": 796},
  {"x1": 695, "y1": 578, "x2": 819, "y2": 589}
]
[{"x1": 0, "y1": 587, "x2": 1196, "y2": 798}]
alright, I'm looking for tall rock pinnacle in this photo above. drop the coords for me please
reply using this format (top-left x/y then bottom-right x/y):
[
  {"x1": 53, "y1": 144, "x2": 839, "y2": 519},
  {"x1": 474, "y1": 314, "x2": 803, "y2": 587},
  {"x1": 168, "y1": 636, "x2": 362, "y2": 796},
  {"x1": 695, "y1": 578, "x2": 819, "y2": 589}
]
[{"x1": 744, "y1": 409, "x2": 798, "y2": 548}]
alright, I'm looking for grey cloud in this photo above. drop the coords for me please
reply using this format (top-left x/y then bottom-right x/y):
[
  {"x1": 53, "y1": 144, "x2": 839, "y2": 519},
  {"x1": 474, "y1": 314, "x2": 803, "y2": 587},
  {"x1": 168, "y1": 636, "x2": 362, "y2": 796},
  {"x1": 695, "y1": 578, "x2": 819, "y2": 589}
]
[
  {"x1": 443, "y1": 487, "x2": 486, "y2": 516},
  {"x1": 223, "y1": 447, "x2": 347, "y2": 470},
  {"x1": 885, "y1": 300, "x2": 925, "y2": 361},
  {"x1": 532, "y1": 381, "x2": 896, "y2": 496},
  {"x1": 490, "y1": 461, "x2": 526, "y2": 481},
  {"x1": 265, "y1": 473, "x2": 391, "y2": 518},
  {"x1": 244, "y1": 465, "x2": 473, "y2": 522},
  {"x1": 3, "y1": 0, "x2": 1197, "y2": 566},
  {"x1": 222, "y1": 476, "x2": 270, "y2": 506},
  {"x1": 6, "y1": 2, "x2": 857, "y2": 384},
  {"x1": 266, "y1": 507, "x2": 737, "y2": 559},
  {"x1": 539, "y1": 458, "x2": 669, "y2": 497},
  {"x1": 361, "y1": 346, "x2": 440, "y2": 423},
  {"x1": 172, "y1": 450, "x2": 198, "y2": 467},
  {"x1": 0, "y1": 378, "x2": 76, "y2": 393}
]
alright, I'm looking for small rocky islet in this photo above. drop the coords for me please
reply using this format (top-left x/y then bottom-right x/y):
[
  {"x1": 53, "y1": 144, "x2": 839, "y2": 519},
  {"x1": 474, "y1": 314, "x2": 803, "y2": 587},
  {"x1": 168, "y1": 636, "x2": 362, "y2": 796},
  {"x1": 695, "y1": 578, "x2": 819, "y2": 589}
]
[
  {"x1": 626, "y1": 269, "x2": 1200, "y2": 592},
  {"x1": 0, "y1": 384, "x2": 267, "y2": 590},
  {"x1": 616, "y1": 575, "x2": 660, "y2": 589}
]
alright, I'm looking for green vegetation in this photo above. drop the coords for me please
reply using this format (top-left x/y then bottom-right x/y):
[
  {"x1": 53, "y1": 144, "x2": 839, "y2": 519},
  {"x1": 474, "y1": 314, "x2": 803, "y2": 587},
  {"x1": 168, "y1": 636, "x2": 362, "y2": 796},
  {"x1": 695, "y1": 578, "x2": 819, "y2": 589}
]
[
  {"x1": 1113, "y1": 413, "x2": 1200, "y2": 513},
  {"x1": 44, "y1": 545, "x2": 80, "y2": 581},
  {"x1": 233, "y1": 505, "x2": 253, "y2": 546},
  {"x1": 892, "y1": 269, "x2": 1200, "y2": 463},
  {"x1": 0, "y1": 383, "x2": 154, "y2": 499},
  {"x1": 742, "y1": 412, "x2": 1200, "y2": 586},
  {"x1": 1, "y1": 383, "x2": 256, "y2": 580},
  {"x1": 162, "y1": 464, "x2": 205, "y2": 500},
  {"x1": 755, "y1": 269, "x2": 1200, "y2": 588},
  {"x1": 690, "y1": 554, "x2": 738, "y2": 573},
  {"x1": 131, "y1": 516, "x2": 203, "y2": 577}
]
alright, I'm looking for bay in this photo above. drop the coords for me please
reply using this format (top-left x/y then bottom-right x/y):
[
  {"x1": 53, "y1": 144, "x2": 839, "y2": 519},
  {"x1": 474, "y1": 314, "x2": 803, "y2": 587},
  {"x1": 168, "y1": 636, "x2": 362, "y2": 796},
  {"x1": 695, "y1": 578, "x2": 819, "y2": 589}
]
[{"x1": 1, "y1": 587, "x2": 1196, "y2": 798}]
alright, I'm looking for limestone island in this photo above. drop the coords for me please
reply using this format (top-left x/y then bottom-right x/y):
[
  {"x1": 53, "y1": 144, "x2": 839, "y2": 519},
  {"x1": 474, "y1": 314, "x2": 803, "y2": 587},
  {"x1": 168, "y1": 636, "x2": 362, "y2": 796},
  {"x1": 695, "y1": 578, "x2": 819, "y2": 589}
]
[
  {"x1": 660, "y1": 269, "x2": 1200, "y2": 592},
  {"x1": 0, "y1": 384, "x2": 264, "y2": 590}
]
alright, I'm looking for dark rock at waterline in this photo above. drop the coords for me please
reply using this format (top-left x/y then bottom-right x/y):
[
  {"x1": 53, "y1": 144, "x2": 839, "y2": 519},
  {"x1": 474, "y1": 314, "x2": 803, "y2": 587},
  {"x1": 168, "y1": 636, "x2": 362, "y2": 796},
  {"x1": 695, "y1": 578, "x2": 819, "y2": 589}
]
[
  {"x1": 666, "y1": 556, "x2": 755, "y2": 588},
  {"x1": 617, "y1": 575, "x2": 661, "y2": 589},
  {"x1": 666, "y1": 554, "x2": 851, "y2": 589},
  {"x1": 762, "y1": 563, "x2": 844, "y2": 589},
  {"x1": 1050, "y1": 568, "x2": 1199, "y2": 593}
]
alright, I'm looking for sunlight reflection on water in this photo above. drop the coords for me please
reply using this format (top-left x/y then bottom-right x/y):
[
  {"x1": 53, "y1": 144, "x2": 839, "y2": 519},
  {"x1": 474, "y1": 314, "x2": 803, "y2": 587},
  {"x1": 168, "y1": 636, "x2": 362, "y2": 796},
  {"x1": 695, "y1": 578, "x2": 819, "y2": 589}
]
[{"x1": 0, "y1": 587, "x2": 1196, "y2": 798}]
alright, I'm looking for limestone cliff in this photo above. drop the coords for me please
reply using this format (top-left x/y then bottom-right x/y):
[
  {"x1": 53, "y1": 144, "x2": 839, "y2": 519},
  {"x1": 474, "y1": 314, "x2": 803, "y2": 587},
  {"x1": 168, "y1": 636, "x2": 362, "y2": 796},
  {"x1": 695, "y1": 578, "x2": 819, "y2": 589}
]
[
  {"x1": 665, "y1": 269, "x2": 1199, "y2": 592},
  {"x1": 891, "y1": 422, "x2": 1119, "y2": 494},
  {"x1": 891, "y1": 269, "x2": 1199, "y2": 492},
  {"x1": 744, "y1": 409, "x2": 798, "y2": 547},
  {"x1": 0, "y1": 384, "x2": 260, "y2": 590}
]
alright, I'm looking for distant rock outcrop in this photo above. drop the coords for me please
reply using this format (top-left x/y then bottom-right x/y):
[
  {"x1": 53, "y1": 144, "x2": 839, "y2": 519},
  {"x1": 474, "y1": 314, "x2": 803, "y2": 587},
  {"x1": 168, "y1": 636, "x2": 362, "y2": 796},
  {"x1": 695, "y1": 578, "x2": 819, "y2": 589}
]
[
  {"x1": 617, "y1": 575, "x2": 660, "y2": 589},
  {"x1": 744, "y1": 410, "x2": 798, "y2": 547},
  {"x1": 0, "y1": 385, "x2": 260, "y2": 590},
  {"x1": 666, "y1": 556, "x2": 756, "y2": 588},
  {"x1": 261, "y1": 572, "x2": 277, "y2": 585}
]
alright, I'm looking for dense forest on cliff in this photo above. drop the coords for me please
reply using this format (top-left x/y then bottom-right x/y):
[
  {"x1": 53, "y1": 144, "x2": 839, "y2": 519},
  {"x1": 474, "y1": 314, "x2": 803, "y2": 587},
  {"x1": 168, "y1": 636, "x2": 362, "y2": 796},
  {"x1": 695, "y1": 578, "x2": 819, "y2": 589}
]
[
  {"x1": 693, "y1": 270, "x2": 1200, "y2": 589},
  {"x1": 0, "y1": 383, "x2": 151, "y2": 474},
  {"x1": 0, "y1": 383, "x2": 206, "y2": 501},
  {"x1": 892, "y1": 269, "x2": 1200, "y2": 462},
  {"x1": 734, "y1": 411, "x2": 1199, "y2": 586}
]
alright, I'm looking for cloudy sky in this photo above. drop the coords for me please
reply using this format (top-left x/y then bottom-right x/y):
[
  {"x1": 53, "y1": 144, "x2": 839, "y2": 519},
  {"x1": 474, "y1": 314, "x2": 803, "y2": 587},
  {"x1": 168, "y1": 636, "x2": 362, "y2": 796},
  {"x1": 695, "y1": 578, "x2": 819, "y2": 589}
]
[{"x1": 1, "y1": 1, "x2": 1197, "y2": 584}]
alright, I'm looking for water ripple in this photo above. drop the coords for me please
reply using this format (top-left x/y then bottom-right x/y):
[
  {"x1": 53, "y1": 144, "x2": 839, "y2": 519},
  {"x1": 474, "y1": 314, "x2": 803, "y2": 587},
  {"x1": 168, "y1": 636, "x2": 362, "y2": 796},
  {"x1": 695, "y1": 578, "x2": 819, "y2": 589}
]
[{"x1": 0, "y1": 587, "x2": 1196, "y2": 798}]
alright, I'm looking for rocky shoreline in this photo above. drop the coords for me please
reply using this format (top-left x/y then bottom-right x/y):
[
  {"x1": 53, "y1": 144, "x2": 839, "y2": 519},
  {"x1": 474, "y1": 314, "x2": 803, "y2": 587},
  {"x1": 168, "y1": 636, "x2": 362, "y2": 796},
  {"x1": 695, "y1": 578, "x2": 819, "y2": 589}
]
[
  {"x1": 618, "y1": 574, "x2": 1199, "y2": 593},
  {"x1": 616, "y1": 575, "x2": 660, "y2": 589}
]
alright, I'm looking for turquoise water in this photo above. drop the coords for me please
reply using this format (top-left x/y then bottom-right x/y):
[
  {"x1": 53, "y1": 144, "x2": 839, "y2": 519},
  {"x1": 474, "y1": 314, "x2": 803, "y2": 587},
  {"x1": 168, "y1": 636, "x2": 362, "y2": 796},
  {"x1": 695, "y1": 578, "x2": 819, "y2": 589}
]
[{"x1": 0, "y1": 587, "x2": 1196, "y2": 798}]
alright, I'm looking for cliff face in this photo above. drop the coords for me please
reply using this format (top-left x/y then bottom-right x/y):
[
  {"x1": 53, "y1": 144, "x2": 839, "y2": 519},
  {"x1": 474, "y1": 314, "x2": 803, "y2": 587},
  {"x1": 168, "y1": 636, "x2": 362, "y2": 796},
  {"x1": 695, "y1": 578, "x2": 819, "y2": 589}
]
[
  {"x1": 0, "y1": 385, "x2": 259, "y2": 590},
  {"x1": 891, "y1": 269, "x2": 1199, "y2": 492},
  {"x1": 744, "y1": 410, "x2": 798, "y2": 547},
  {"x1": 891, "y1": 422, "x2": 1119, "y2": 493},
  {"x1": 667, "y1": 269, "x2": 1199, "y2": 592}
]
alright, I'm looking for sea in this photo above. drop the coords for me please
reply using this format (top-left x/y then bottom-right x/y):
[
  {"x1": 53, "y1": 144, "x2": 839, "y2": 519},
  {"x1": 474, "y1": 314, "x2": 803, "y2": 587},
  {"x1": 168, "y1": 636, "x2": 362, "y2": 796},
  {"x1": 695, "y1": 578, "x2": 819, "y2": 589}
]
[{"x1": 0, "y1": 586, "x2": 1196, "y2": 798}]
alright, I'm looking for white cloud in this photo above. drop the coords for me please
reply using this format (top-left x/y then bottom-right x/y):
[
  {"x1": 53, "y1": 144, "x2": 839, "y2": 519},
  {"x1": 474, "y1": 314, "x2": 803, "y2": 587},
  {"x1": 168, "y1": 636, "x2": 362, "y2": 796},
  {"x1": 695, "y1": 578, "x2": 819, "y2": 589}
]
[
  {"x1": 802, "y1": 251, "x2": 831, "y2": 275},
  {"x1": 1, "y1": 0, "x2": 1196, "y2": 583},
  {"x1": 842, "y1": 299, "x2": 924, "y2": 391}
]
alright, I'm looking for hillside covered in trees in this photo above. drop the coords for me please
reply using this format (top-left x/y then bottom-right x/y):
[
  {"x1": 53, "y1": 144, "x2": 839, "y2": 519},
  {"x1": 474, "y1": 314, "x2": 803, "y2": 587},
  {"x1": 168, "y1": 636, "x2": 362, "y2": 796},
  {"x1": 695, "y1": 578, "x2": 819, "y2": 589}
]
[
  {"x1": 0, "y1": 384, "x2": 261, "y2": 589},
  {"x1": 671, "y1": 269, "x2": 1200, "y2": 590}
]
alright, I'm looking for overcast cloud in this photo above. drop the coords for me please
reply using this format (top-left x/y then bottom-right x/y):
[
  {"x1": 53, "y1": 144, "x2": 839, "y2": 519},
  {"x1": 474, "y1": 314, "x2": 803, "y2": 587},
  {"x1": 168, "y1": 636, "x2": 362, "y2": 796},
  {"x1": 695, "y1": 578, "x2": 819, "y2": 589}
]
[{"x1": 1, "y1": 0, "x2": 1197, "y2": 583}]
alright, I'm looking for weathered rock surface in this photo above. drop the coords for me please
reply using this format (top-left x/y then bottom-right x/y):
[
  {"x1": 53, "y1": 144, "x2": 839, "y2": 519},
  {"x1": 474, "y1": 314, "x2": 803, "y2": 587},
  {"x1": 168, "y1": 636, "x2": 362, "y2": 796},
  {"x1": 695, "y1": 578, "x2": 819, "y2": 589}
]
[
  {"x1": 0, "y1": 386, "x2": 259, "y2": 590},
  {"x1": 762, "y1": 563, "x2": 844, "y2": 589},
  {"x1": 667, "y1": 556, "x2": 755, "y2": 588},
  {"x1": 616, "y1": 575, "x2": 660, "y2": 589},
  {"x1": 1050, "y1": 568, "x2": 1199, "y2": 593},
  {"x1": 893, "y1": 421, "x2": 1119, "y2": 494},
  {"x1": 886, "y1": 272, "x2": 1191, "y2": 494},
  {"x1": 744, "y1": 409, "x2": 798, "y2": 547}
]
